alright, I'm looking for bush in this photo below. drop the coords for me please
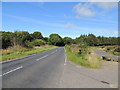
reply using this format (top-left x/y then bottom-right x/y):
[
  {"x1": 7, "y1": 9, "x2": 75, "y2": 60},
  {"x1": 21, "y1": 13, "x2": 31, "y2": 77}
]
[
  {"x1": 32, "y1": 39, "x2": 46, "y2": 46},
  {"x1": 25, "y1": 41, "x2": 33, "y2": 48},
  {"x1": 106, "y1": 47, "x2": 110, "y2": 51},
  {"x1": 78, "y1": 43, "x2": 88, "y2": 54},
  {"x1": 114, "y1": 46, "x2": 120, "y2": 52},
  {"x1": 101, "y1": 46, "x2": 104, "y2": 48},
  {"x1": 25, "y1": 39, "x2": 46, "y2": 47},
  {"x1": 65, "y1": 45, "x2": 99, "y2": 68}
]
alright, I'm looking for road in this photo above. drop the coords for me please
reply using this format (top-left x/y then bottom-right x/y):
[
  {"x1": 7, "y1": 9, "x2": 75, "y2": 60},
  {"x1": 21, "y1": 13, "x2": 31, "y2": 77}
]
[
  {"x1": 93, "y1": 49, "x2": 119, "y2": 62},
  {"x1": 1, "y1": 47, "x2": 118, "y2": 88}
]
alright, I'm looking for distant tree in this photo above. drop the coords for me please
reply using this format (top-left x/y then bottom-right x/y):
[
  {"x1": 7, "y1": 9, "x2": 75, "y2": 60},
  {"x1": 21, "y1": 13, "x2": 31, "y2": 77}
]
[
  {"x1": 28, "y1": 34, "x2": 34, "y2": 41},
  {"x1": 2, "y1": 31, "x2": 118, "y2": 49},
  {"x1": 2, "y1": 31, "x2": 13, "y2": 49},
  {"x1": 49, "y1": 34, "x2": 64, "y2": 46},
  {"x1": 87, "y1": 34, "x2": 98, "y2": 46},
  {"x1": 32, "y1": 32, "x2": 43, "y2": 39},
  {"x1": 12, "y1": 31, "x2": 29, "y2": 46},
  {"x1": 63, "y1": 37, "x2": 73, "y2": 45},
  {"x1": 43, "y1": 37, "x2": 49, "y2": 42}
]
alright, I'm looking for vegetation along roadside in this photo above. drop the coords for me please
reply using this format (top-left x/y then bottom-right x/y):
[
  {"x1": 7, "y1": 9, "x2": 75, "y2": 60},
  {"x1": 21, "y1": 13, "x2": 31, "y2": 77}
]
[
  {"x1": 2, "y1": 45, "x2": 57, "y2": 62},
  {"x1": 64, "y1": 44, "x2": 100, "y2": 68},
  {"x1": 1, "y1": 31, "x2": 119, "y2": 67}
]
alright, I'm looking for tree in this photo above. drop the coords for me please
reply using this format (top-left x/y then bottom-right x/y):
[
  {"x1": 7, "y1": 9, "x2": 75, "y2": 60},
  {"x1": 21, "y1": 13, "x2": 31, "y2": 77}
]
[
  {"x1": 43, "y1": 37, "x2": 49, "y2": 42},
  {"x1": 87, "y1": 34, "x2": 98, "y2": 46},
  {"x1": 49, "y1": 34, "x2": 64, "y2": 46},
  {"x1": 25, "y1": 39, "x2": 46, "y2": 47},
  {"x1": 32, "y1": 32, "x2": 43, "y2": 39},
  {"x1": 12, "y1": 31, "x2": 29, "y2": 46},
  {"x1": 2, "y1": 31, "x2": 118, "y2": 49},
  {"x1": 2, "y1": 31, "x2": 13, "y2": 49},
  {"x1": 63, "y1": 37, "x2": 73, "y2": 45}
]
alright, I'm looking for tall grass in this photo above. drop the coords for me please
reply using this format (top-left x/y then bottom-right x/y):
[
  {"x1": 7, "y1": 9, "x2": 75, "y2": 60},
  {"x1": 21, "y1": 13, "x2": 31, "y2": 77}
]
[
  {"x1": 2, "y1": 45, "x2": 57, "y2": 61},
  {"x1": 65, "y1": 45, "x2": 100, "y2": 68}
]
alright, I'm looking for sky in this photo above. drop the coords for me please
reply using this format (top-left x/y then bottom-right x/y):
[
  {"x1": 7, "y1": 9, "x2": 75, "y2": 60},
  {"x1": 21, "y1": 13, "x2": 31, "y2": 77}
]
[{"x1": 2, "y1": 2, "x2": 118, "y2": 38}]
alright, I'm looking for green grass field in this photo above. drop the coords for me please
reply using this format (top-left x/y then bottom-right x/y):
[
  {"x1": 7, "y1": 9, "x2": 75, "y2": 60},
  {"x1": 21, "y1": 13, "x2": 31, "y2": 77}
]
[{"x1": 2, "y1": 45, "x2": 57, "y2": 62}]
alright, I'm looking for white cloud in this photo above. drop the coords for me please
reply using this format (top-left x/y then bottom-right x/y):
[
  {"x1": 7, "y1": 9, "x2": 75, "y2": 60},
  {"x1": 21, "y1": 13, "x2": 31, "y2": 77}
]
[
  {"x1": 73, "y1": 3, "x2": 96, "y2": 18},
  {"x1": 73, "y1": 2, "x2": 117, "y2": 19},
  {"x1": 94, "y1": 2, "x2": 118, "y2": 10}
]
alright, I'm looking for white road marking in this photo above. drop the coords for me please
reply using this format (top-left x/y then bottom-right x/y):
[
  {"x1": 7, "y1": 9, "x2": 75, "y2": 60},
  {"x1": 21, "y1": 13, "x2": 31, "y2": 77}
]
[
  {"x1": 36, "y1": 49, "x2": 58, "y2": 61},
  {"x1": 51, "y1": 50, "x2": 58, "y2": 54},
  {"x1": 0, "y1": 66, "x2": 23, "y2": 77},
  {"x1": 65, "y1": 54, "x2": 67, "y2": 63},
  {"x1": 36, "y1": 59, "x2": 40, "y2": 61},
  {"x1": 36, "y1": 55, "x2": 49, "y2": 61},
  {"x1": 64, "y1": 49, "x2": 67, "y2": 65},
  {"x1": 65, "y1": 49, "x2": 66, "y2": 53},
  {"x1": 0, "y1": 49, "x2": 58, "y2": 64}
]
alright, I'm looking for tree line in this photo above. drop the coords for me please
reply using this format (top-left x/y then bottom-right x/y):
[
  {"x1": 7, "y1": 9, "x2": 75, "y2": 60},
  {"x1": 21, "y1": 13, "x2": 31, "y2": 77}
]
[{"x1": 1, "y1": 31, "x2": 118, "y2": 49}]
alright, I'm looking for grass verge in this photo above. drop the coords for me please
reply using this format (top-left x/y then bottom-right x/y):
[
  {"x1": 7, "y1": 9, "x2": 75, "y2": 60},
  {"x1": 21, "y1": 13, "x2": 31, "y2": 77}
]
[
  {"x1": 64, "y1": 45, "x2": 100, "y2": 68},
  {"x1": 1, "y1": 45, "x2": 57, "y2": 62}
]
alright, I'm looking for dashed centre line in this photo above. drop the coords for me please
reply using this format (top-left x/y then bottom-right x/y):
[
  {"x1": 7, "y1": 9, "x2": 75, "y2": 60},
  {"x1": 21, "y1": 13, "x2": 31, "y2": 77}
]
[
  {"x1": 0, "y1": 66, "x2": 23, "y2": 77},
  {"x1": 36, "y1": 55, "x2": 49, "y2": 61},
  {"x1": 1, "y1": 49, "x2": 59, "y2": 77},
  {"x1": 51, "y1": 50, "x2": 57, "y2": 54},
  {"x1": 36, "y1": 50, "x2": 58, "y2": 61}
]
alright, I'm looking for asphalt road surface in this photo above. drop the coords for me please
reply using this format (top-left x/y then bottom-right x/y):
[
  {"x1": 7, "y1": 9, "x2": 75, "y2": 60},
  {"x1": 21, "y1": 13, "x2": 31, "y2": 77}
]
[
  {"x1": 93, "y1": 49, "x2": 119, "y2": 62},
  {"x1": 1, "y1": 47, "x2": 118, "y2": 88}
]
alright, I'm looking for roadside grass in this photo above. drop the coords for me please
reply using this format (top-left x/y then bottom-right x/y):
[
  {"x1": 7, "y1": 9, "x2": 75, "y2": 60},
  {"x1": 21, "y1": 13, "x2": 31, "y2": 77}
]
[
  {"x1": 86, "y1": 52, "x2": 100, "y2": 68},
  {"x1": 65, "y1": 45, "x2": 100, "y2": 68},
  {"x1": 1, "y1": 45, "x2": 57, "y2": 62}
]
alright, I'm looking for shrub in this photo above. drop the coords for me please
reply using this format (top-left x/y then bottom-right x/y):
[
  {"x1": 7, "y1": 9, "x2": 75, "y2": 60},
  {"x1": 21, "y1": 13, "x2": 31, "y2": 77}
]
[
  {"x1": 32, "y1": 39, "x2": 46, "y2": 46},
  {"x1": 101, "y1": 46, "x2": 104, "y2": 48},
  {"x1": 114, "y1": 46, "x2": 120, "y2": 52},
  {"x1": 25, "y1": 39, "x2": 46, "y2": 47},
  {"x1": 25, "y1": 41, "x2": 33, "y2": 48},
  {"x1": 78, "y1": 43, "x2": 88, "y2": 54}
]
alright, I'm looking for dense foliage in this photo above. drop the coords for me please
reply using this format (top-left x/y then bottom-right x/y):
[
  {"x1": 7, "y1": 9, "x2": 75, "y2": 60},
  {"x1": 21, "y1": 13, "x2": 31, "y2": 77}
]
[
  {"x1": 75, "y1": 34, "x2": 118, "y2": 46},
  {"x1": 1, "y1": 31, "x2": 118, "y2": 49},
  {"x1": 25, "y1": 39, "x2": 46, "y2": 47},
  {"x1": 49, "y1": 34, "x2": 65, "y2": 46}
]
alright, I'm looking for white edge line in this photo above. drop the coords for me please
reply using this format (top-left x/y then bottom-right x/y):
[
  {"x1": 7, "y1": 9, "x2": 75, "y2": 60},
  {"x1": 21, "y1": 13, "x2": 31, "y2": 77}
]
[
  {"x1": 64, "y1": 48, "x2": 67, "y2": 65},
  {"x1": 0, "y1": 66, "x2": 23, "y2": 77}
]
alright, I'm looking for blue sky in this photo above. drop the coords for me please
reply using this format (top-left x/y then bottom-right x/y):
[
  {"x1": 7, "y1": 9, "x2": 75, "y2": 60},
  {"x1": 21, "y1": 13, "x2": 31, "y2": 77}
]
[{"x1": 2, "y1": 2, "x2": 118, "y2": 38}]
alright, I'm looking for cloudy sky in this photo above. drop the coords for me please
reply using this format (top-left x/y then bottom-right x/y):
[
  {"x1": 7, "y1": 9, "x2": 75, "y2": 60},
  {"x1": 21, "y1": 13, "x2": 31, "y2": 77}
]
[{"x1": 3, "y1": 2, "x2": 118, "y2": 38}]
